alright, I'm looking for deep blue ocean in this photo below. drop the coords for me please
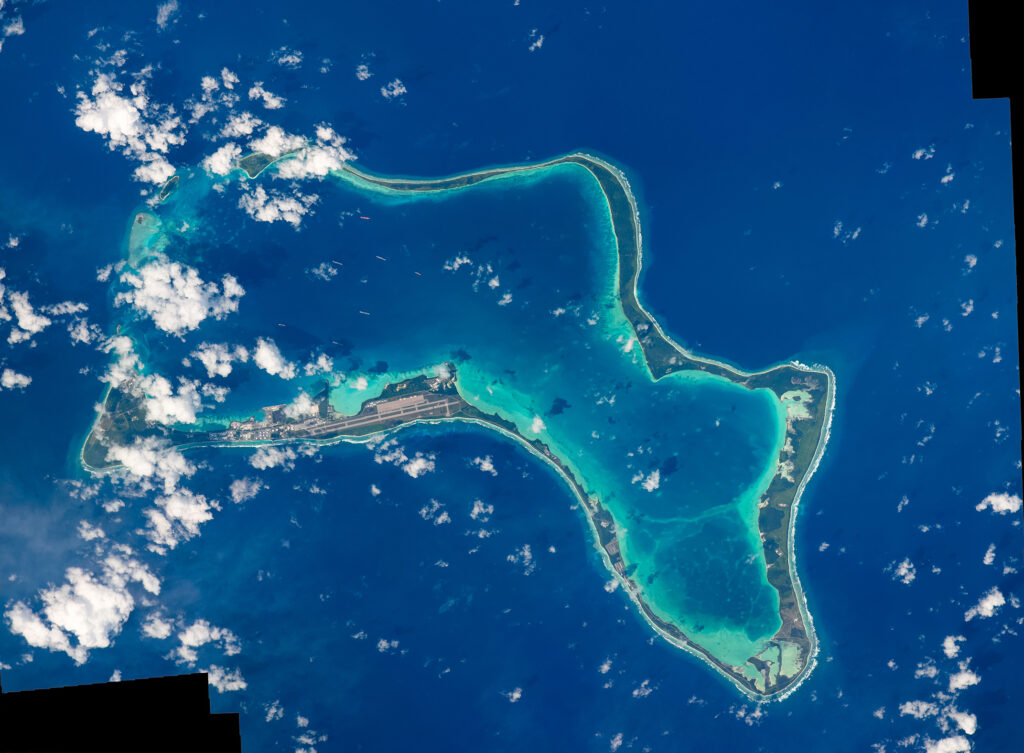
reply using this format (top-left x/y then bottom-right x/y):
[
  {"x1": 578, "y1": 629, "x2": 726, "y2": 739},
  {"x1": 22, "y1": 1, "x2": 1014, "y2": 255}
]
[{"x1": 0, "y1": 2, "x2": 1020, "y2": 752}]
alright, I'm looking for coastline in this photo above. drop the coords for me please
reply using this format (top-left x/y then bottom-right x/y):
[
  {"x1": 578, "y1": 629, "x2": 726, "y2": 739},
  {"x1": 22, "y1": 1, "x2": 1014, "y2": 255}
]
[{"x1": 85, "y1": 150, "x2": 836, "y2": 699}]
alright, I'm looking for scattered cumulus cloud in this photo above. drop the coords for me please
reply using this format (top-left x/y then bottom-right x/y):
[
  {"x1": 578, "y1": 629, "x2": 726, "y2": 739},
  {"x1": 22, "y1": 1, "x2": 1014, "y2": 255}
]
[
  {"x1": 975, "y1": 491, "x2": 1021, "y2": 515},
  {"x1": 175, "y1": 619, "x2": 241, "y2": 664},
  {"x1": 1, "y1": 368, "x2": 31, "y2": 389},
  {"x1": 116, "y1": 260, "x2": 244, "y2": 336},
  {"x1": 889, "y1": 557, "x2": 917, "y2": 585},
  {"x1": 273, "y1": 47, "x2": 303, "y2": 68},
  {"x1": 190, "y1": 342, "x2": 250, "y2": 378},
  {"x1": 964, "y1": 586, "x2": 1004, "y2": 621},
  {"x1": 250, "y1": 445, "x2": 297, "y2": 471},
  {"x1": 942, "y1": 635, "x2": 964, "y2": 659},
  {"x1": 221, "y1": 111, "x2": 262, "y2": 138},
  {"x1": 74, "y1": 69, "x2": 186, "y2": 184},
  {"x1": 274, "y1": 125, "x2": 354, "y2": 180},
  {"x1": 5, "y1": 548, "x2": 160, "y2": 665},
  {"x1": 205, "y1": 665, "x2": 247, "y2": 692},
  {"x1": 155, "y1": 0, "x2": 179, "y2": 29},
  {"x1": 229, "y1": 477, "x2": 264, "y2": 503},
  {"x1": 948, "y1": 666, "x2": 981, "y2": 692},
  {"x1": 238, "y1": 185, "x2": 319, "y2": 226},
  {"x1": 142, "y1": 487, "x2": 217, "y2": 550},
  {"x1": 142, "y1": 613, "x2": 174, "y2": 639},
  {"x1": 372, "y1": 439, "x2": 436, "y2": 478},
  {"x1": 380, "y1": 79, "x2": 406, "y2": 100},
  {"x1": 202, "y1": 142, "x2": 242, "y2": 175},
  {"x1": 248, "y1": 82, "x2": 285, "y2": 110},
  {"x1": 252, "y1": 337, "x2": 297, "y2": 379},
  {"x1": 471, "y1": 456, "x2": 497, "y2": 476}
]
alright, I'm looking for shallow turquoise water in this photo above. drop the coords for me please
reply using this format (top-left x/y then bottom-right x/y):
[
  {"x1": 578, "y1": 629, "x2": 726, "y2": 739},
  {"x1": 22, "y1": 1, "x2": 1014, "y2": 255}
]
[{"x1": 123, "y1": 159, "x2": 786, "y2": 665}]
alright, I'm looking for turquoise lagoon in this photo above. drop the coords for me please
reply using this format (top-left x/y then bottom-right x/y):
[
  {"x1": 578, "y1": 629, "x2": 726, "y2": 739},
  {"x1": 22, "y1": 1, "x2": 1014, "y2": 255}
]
[{"x1": 118, "y1": 158, "x2": 788, "y2": 668}]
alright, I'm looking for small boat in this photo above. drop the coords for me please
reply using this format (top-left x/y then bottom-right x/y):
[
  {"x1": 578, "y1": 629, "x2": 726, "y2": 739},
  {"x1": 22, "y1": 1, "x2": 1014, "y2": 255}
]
[
  {"x1": 359, "y1": 216, "x2": 371, "y2": 220},
  {"x1": 375, "y1": 255, "x2": 387, "y2": 261},
  {"x1": 359, "y1": 310, "x2": 371, "y2": 316},
  {"x1": 331, "y1": 259, "x2": 343, "y2": 266}
]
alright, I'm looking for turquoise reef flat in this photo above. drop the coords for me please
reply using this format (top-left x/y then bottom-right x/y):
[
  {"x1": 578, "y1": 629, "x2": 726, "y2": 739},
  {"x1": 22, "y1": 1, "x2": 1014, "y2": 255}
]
[{"x1": 84, "y1": 151, "x2": 833, "y2": 697}]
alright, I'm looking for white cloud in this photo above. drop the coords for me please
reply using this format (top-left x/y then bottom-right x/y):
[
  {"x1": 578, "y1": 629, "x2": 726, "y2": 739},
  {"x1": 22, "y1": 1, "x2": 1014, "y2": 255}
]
[
  {"x1": 137, "y1": 374, "x2": 203, "y2": 425},
  {"x1": 502, "y1": 687, "x2": 522, "y2": 703},
  {"x1": 116, "y1": 260, "x2": 245, "y2": 336},
  {"x1": 948, "y1": 667, "x2": 981, "y2": 692},
  {"x1": 248, "y1": 125, "x2": 306, "y2": 157},
  {"x1": 40, "y1": 301, "x2": 88, "y2": 316},
  {"x1": 946, "y1": 708, "x2": 977, "y2": 735},
  {"x1": 190, "y1": 342, "x2": 249, "y2": 378},
  {"x1": 5, "y1": 553, "x2": 158, "y2": 665},
  {"x1": 890, "y1": 557, "x2": 916, "y2": 585},
  {"x1": 356, "y1": 64, "x2": 372, "y2": 80},
  {"x1": 221, "y1": 68, "x2": 240, "y2": 89},
  {"x1": 470, "y1": 499, "x2": 494, "y2": 522},
  {"x1": 229, "y1": 477, "x2": 264, "y2": 503},
  {"x1": 3, "y1": 16, "x2": 26, "y2": 39},
  {"x1": 67, "y1": 317, "x2": 102, "y2": 345},
  {"x1": 205, "y1": 665, "x2": 247, "y2": 692},
  {"x1": 1, "y1": 368, "x2": 31, "y2": 389},
  {"x1": 143, "y1": 488, "x2": 216, "y2": 550},
  {"x1": 304, "y1": 353, "x2": 334, "y2": 375},
  {"x1": 238, "y1": 185, "x2": 318, "y2": 226},
  {"x1": 78, "y1": 521, "x2": 106, "y2": 541},
  {"x1": 283, "y1": 391, "x2": 315, "y2": 420},
  {"x1": 74, "y1": 70, "x2": 186, "y2": 184},
  {"x1": 99, "y1": 334, "x2": 144, "y2": 389},
  {"x1": 923, "y1": 737, "x2": 970, "y2": 753},
  {"x1": 964, "y1": 586, "x2": 1004, "y2": 621},
  {"x1": 274, "y1": 125, "x2": 354, "y2": 180},
  {"x1": 265, "y1": 700, "x2": 284, "y2": 722},
  {"x1": 372, "y1": 440, "x2": 436, "y2": 478},
  {"x1": 471, "y1": 456, "x2": 497, "y2": 476},
  {"x1": 983, "y1": 543, "x2": 996, "y2": 565},
  {"x1": 6, "y1": 290, "x2": 52, "y2": 343},
  {"x1": 156, "y1": 0, "x2": 179, "y2": 29},
  {"x1": 273, "y1": 47, "x2": 303, "y2": 68},
  {"x1": 250, "y1": 445, "x2": 297, "y2": 471},
  {"x1": 975, "y1": 491, "x2": 1022, "y2": 514},
  {"x1": 633, "y1": 469, "x2": 660, "y2": 492},
  {"x1": 106, "y1": 436, "x2": 195, "y2": 494},
  {"x1": 942, "y1": 635, "x2": 964, "y2": 659},
  {"x1": 898, "y1": 700, "x2": 939, "y2": 719},
  {"x1": 142, "y1": 613, "x2": 174, "y2": 639},
  {"x1": 530, "y1": 415, "x2": 545, "y2": 434},
  {"x1": 380, "y1": 79, "x2": 406, "y2": 99},
  {"x1": 306, "y1": 262, "x2": 338, "y2": 281},
  {"x1": 252, "y1": 337, "x2": 297, "y2": 379},
  {"x1": 202, "y1": 142, "x2": 241, "y2": 175},
  {"x1": 403, "y1": 454, "x2": 435, "y2": 478},
  {"x1": 221, "y1": 111, "x2": 262, "y2": 138},
  {"x1": 248, "y1": 82, "x2": 285, "y2": 110},
  {"x1": 175, "y1": 619, "x2": 240, "y2": 664},
  {"x1": 912, "y1": 145, "x2": 936, "y2": 160}
]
